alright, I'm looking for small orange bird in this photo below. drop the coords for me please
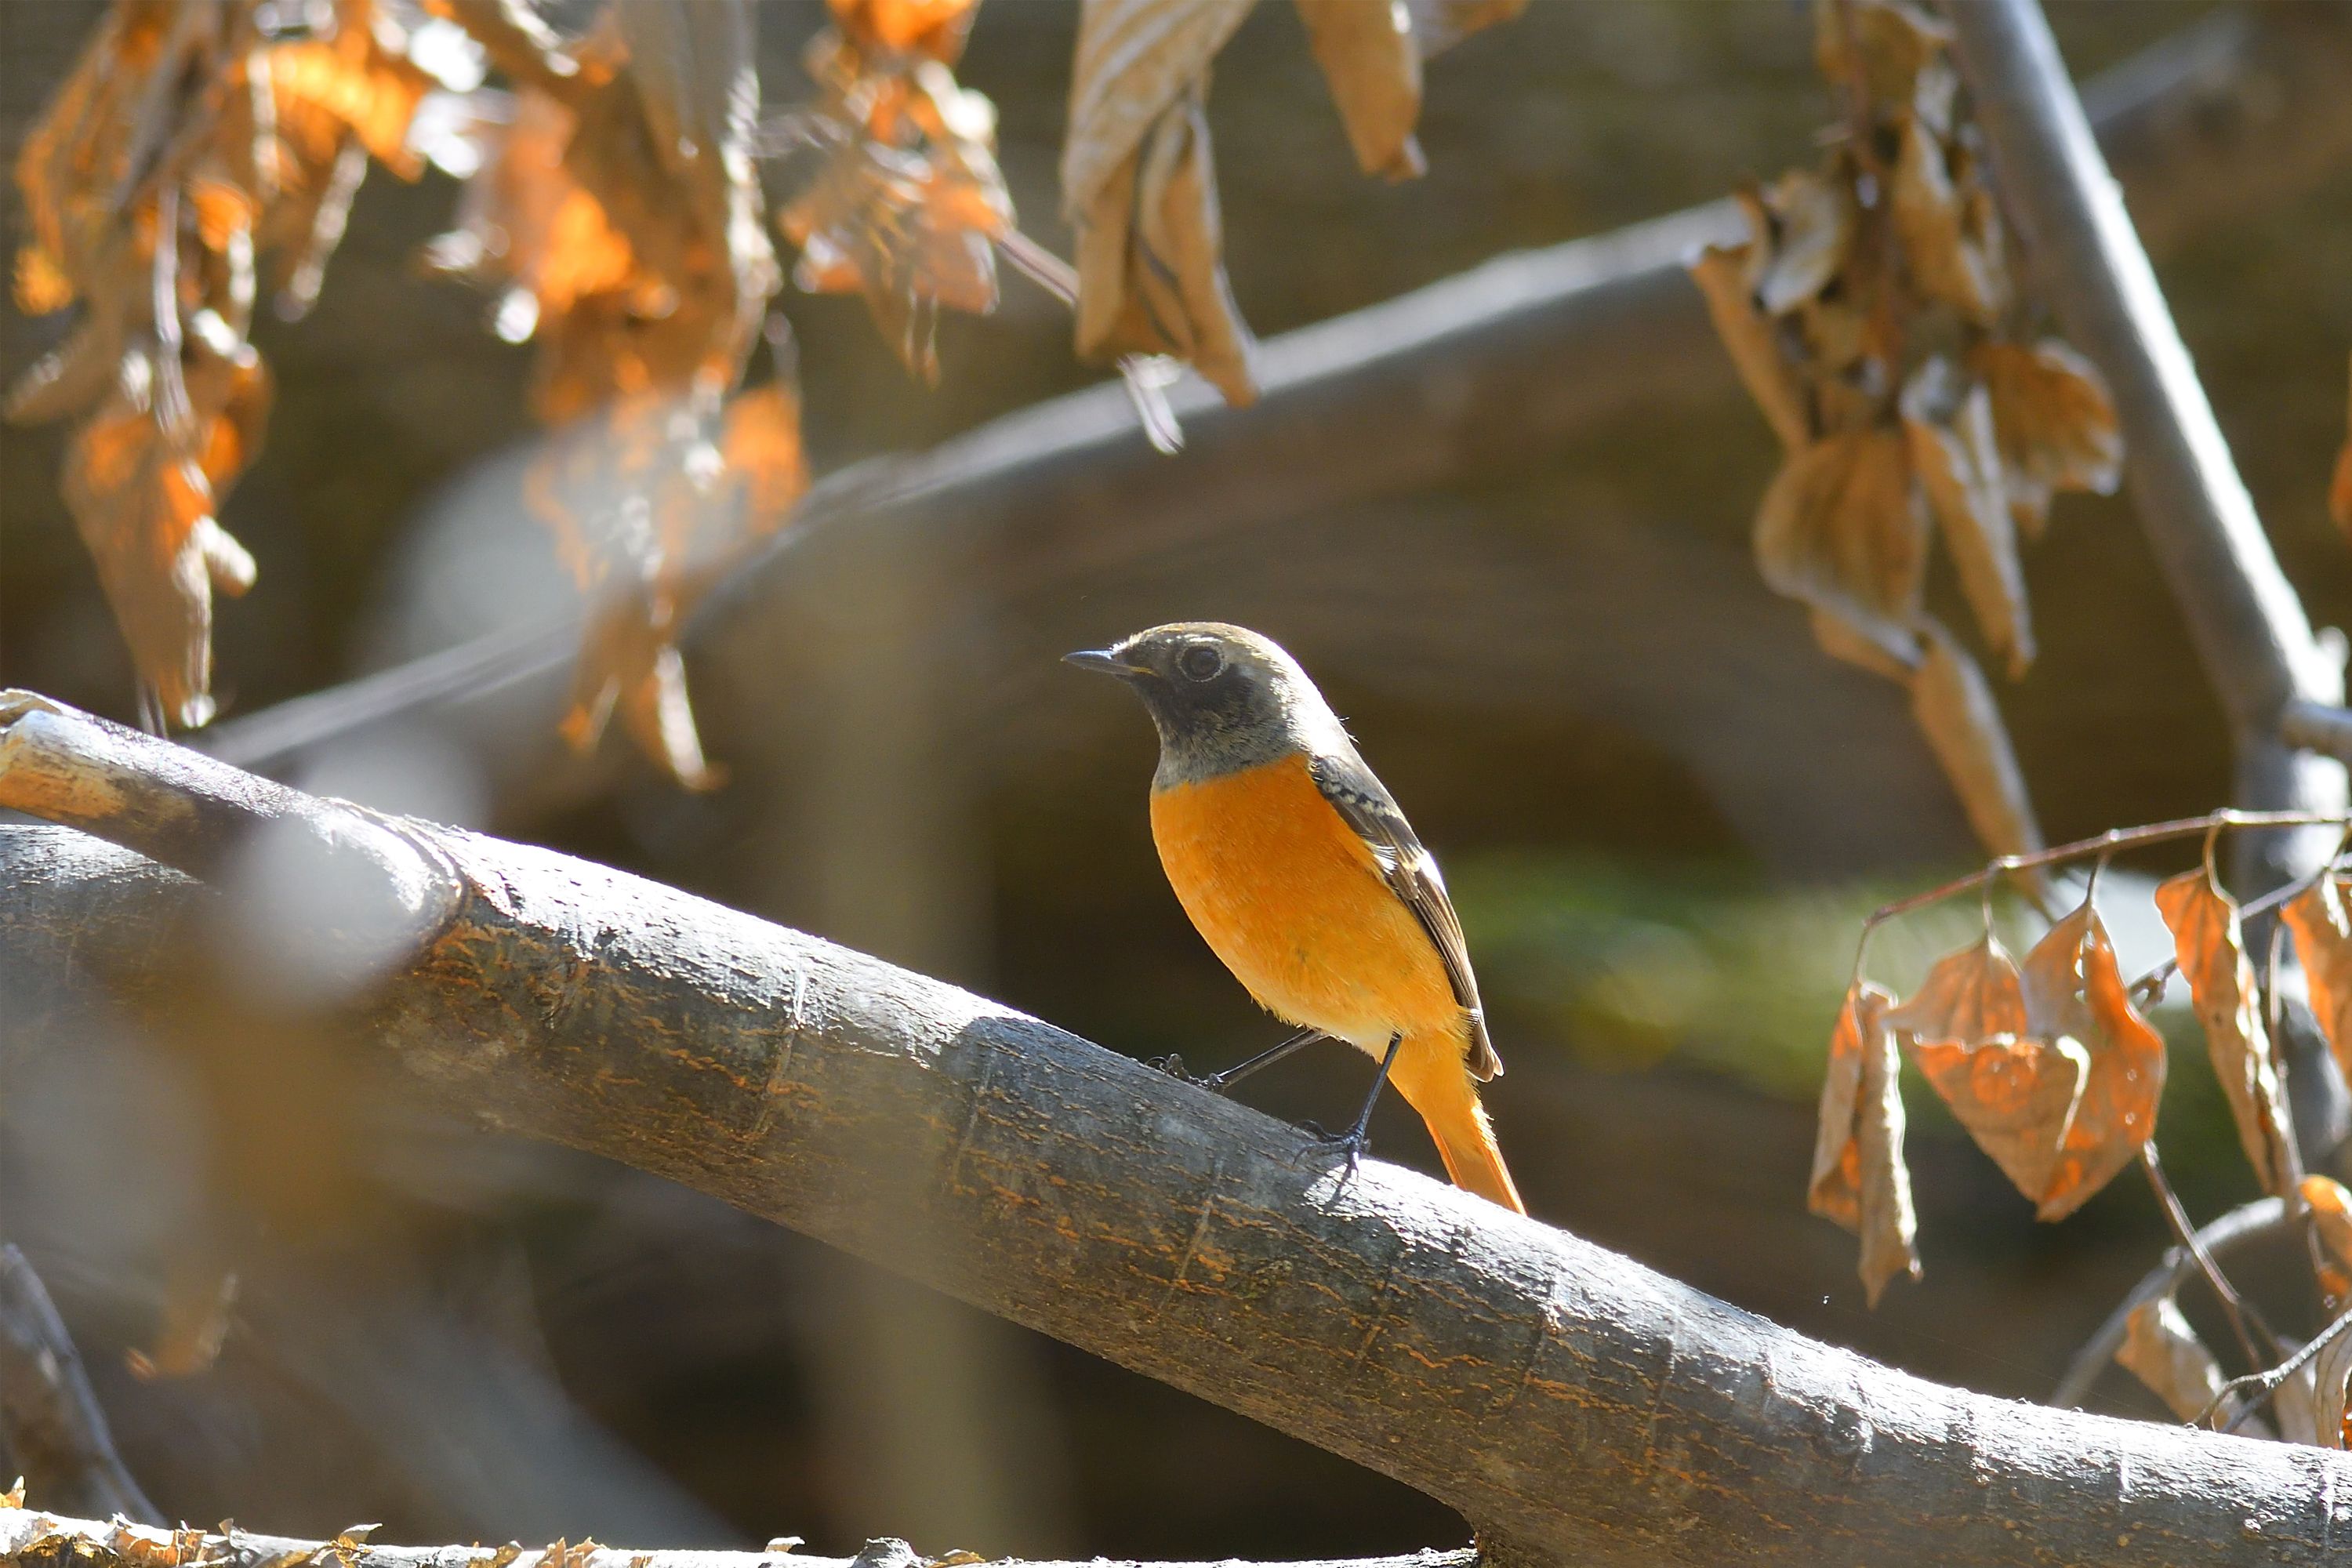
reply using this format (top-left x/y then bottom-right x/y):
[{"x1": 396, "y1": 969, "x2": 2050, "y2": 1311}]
[{"x1": 1067, "y1": 622, "x2": 1524, "y2": 1214}]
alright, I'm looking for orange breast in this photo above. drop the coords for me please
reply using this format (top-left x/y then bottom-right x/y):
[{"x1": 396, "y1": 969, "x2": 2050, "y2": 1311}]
[{"x1": 1149, "y1": 753, "x2": 1463, "y2": 1052}]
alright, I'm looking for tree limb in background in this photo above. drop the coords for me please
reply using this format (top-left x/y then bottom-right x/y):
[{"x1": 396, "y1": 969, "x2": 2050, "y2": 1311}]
[
  {"x1": 188, "y1": 4, "x2": 2352, "y2": 806},
  {"x1": 2, "y1": 692, "x2": 2346, "y2": 1567},
  {"x1": 0, "y1": 1246, "x2": 162, "y2": 1526}
]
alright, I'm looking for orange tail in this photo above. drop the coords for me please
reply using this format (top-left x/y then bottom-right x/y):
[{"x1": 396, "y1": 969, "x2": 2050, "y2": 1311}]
[{"x1": 1393, "y1": 1036, "x2": 1526, "y2": 1214}]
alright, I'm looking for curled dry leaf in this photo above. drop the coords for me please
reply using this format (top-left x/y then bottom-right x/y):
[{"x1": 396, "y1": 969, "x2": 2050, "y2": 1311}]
[
  {"x1": 2154, "y1": 866, "x2": 2299, "y2": 1196},
  {"x1": 2020, "y1": 901, "x2": 2165, "y2": 1220},
  {"x1": 1063, "y1": 0, "x2": 1259, "y2": 405},
  {"x1": 779, "y1": 34, "x2": 1011, "y2": 383},
  {"x1": 1889, "y1": 930, "x2": 2086, "y2": 1204},
  {"x1": 1902, "y1": 357, "x2": 2031, "y2": 678},
  {"x1": 1753, "y1": 426, "x2": 1928, "y2": 673},
  {"x1": 1970, "y1": 339, "x2": 2122, "y2": 542},
  {"x1": 1740, "y1": 169, "x2": 1855, "y2": 319},
  {"x1": 2306, "y1": 1174, "x2": 2352, "y2": 1305},
  {"x1": 1814, "y1": 0, "x2": 1951, "y2": 111},
  {"x1": 1294, "y1": 0, "x2": 1426, "y2": 181},
  {"x1": 1686, "y1": 242, "x2": 1810, "y2": 452},
  {"x1": 1808, "y1": 982, "x2": 1919, "y2": 1305},
  {"x1": 2317, "y1": 1326, "x2": 2352, "y2": 1450},
  {"x1": 1889, "y1": 114, "x2": 2007, "y2": 327},
  {"x1": 2114, "y1": 1296, "x2": 2229, "y2": 1425},
  {"x1": 1908, "y1": 618, "x2": 2043, "y2": 862},
  {"x1": 2281, "y1": 873, "x2": 2352, "y2": 1087}
]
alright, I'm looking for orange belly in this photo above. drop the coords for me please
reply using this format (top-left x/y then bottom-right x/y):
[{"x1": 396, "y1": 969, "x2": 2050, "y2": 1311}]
[{"x1": 1150, "y1": 753, "x2": 1464, "y2": 1054}]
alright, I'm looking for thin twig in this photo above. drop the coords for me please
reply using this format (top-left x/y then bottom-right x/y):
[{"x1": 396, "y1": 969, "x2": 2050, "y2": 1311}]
[
  {"x1": 2139, "y1": 1143, "x2": 2278, "y2": 1369},
  {"x1": 2049, "y1": 1196, "x2": 2289, "y2": 1408},
  {"x1": 2199, "y1": 1301, "x2": 2352, "y2": 1433}
]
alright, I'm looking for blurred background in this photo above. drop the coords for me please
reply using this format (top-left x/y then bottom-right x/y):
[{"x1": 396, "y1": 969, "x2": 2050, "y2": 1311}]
[{"x1": 5, "y1": 0, "x2": 2352, "y2": 1558}]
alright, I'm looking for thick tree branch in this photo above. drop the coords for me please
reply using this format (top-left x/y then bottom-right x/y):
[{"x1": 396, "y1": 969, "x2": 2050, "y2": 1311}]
[
  {"x1": 0, "y1": 1247, "x2": 162, "y2": 1526},
  {"x1": 4, "y1": 695, "x2": 2350, "y2": 1567},
  {"x1": 191, "y1": 5, "x2": 2352, "y2": 795}
]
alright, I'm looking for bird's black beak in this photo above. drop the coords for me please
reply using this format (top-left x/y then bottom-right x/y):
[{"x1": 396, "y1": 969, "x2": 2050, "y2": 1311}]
[{"x1": 1064, "y1": 647, "x2": 1145, "y2": 679}]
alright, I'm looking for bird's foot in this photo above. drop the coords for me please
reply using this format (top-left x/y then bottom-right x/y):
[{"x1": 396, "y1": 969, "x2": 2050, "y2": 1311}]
[
  {"x1": 1301, "y1": 1119, "x2": 1373, "y2": 1180},
  {"x1": 1146, "y1": 1052, "x2": 1217, "y2": 1089}
]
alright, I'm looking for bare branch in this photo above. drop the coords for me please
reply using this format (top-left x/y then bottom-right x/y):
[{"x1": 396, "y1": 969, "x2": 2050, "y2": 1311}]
[
  {"x1": 0, "y1": 1247, "x2": 162, "y2": 1526},
  {"x1": 4, "y1": 694, "x2": 2349, "y2": 1567},
  {"x1": 192, "y1": 5, "x2": 2352, "y2": 801}
]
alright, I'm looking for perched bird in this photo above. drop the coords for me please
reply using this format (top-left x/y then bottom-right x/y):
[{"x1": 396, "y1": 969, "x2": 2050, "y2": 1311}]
[{"x1": 1067, "y1": 622, "x2": 1523, "y2": 1213}]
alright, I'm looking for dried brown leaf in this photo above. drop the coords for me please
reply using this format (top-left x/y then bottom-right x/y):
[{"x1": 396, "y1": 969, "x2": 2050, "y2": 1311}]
[
  {"x1": 1887, "y1": 930, "x2": 2028, "y2": 1045},
  {"x1": 1971, "y1": 339, "x2": 2122, "y2": 541},
  {"x1": 1064, "y1": 0, "x2": 1258, "y2": 404},
  {"x1": 64, "y1": 342, "x2": 270, "y2": 727},
  {"x1": 1745, "y1": 168, "x2": 1854, "y2": 318},
  {"x1": 1687, "y1": 241, "x2": 1810, "y2": 452},
  {"x1": 1809, "y1": 981, "x2": 1919, "y2": 1305},
  {"x1": 1295, "y1": 0, "x2": 1426, "y2": 181},
  {"x1": 1814, "y1": 0, "x2": 1951, "y2": 111},
  {"x1": 1902, "y1": 358, "x2": 2031, "y2": 677},
  {"x1": 1890, "y1": 115, "x2": 2007, "y2": 325},
  {"x1": 2114, "y1": 1296, "x2": 2229, "y2": 1424},
  {"x1": 1907, "y1": 617, "x2": 2043, "y2": 861},
  {"x1": 562, "y1": 583, "x2": 721, "y2": 792},
  {"x1": 2317, "y1": 1327, "x2": 2352, "y2": 1450},
  {"x1": 828, "y1": 0, "x2": 982, "y2": 63},
  {"x1": 2283, "y1": 874, "x2": 2352, "y2": 1090},
  {"x1": 2024, "y1": 902, "x2": 2165, "y2": 1220},
  {"x1": 2154, "y1": 866, "x2": 2298, "y2": 1196},
  {"x1": 2305, "y1": 1175, "x2": 2352, "y2": 1303},
  {"x1": 1754, "y1": 427, "x2": 1927, "y2": 672}
]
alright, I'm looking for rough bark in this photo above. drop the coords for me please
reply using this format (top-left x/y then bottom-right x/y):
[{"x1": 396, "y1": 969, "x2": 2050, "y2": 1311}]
[
  {"x1": 4, "y1": 694, "x2": 2350, "y2": 1566},
  {"x1": 191, "y1": 5, "x2": 2352, "y2": 800}
]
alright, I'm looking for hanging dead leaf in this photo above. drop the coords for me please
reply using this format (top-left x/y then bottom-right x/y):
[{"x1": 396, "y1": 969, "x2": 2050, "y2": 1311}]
[
  {"x1": 2332, "y1": 351, "x2": 2352, "y2": 539},
  {"x1": 1970, "y1": 339, "x2": 2121, "y2": 541},
  {"x1": 1902, "y1": 358, "x2": 2031, "y2": 677},
  {"x1": 2022, "y1": 901, "x2": 2165, "y2": 1220},
  {"x1": 1908, "y1": 618, "x2": 2044, "y2": 861},
  {"x1": 1754, "y1": 426, "x2": 1928, "y2": 672},
  {"x1": 1890, "y1": 930, "x2": 2085, "y2": 1201},
  {"x1": 63, "y1": 341, "x2": 271, "y2": 728},
  {"x1": 2154, "y1": 865, "x2": 2299, "y2": 1196},
  {"x1": 1911, "y1": 1033, "x2": 2088, "y2": 1206},
  {"x1": 1809, "y1": 981, "x2": 1919, "y2": 1305},
  {"x1": 2281, "y1": 873, "x2": 2352, "y2": 1088},
  {"x1": 828, "y1": 0, "x2": 982, "y2": 62},
  {"x1": 2305, "y1": 1175, "x2": 2352, "y2": 1304},
  {"x1": 1687, "y1": 241, "x2": 1811, "y2": 452},
  {"x1": 1814, "y1": 0, "x2": 1951, "y2": 111},
  {"x1": 2114, "y1": 1296, "x2": 2230, "y2": 1424},
  {"x1": 1294, "y1": 0, "x2": 1426, "y2": 181},
  {"x1": 1742, "y1": 168, "x2": 1855, "y2": 318},
  {"x1": 779, "y1": 38, "x2": 1011, "y2": 383},
  {"x1": 1065, "y1": 0, "x2": 1259, "y2": 404},
  {"x1": 1889, "y1": 116, "x2": 2007, "y2": 326},
  {"x1": 562, "y1": 581, "x2": 722, "y2": 792}
]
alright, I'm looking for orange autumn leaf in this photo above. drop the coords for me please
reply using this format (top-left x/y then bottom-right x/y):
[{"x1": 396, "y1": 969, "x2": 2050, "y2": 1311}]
[
  {"x1": 1808, "y1": 981, "x2": 1918, "y2": 1305},
  {"x1": 2021, "y1": 901, "x2": 2165, "y2": 1221},
  {"x1": 561, "y1": 581, "x2": 721, "y2": 793},
  {"x1": 829, "y1": 0, "x2": 982, "y2": 62},
  {"x1": 2282, "y1": 873, "x2": 2352, "y2": 1088},
  {"x1": 720, "y1": 383, "x2": 811, "y2": 533},
  {"x1": 1889, "y1": 931, "x2": 2089, "y2": 1204},
  {"x1": 2154, "y1": 866, "x2": 2298, "y2": 1196},
  {"x1": 2306, "y1": 1175, "x2": 2352, "y2": 1305}
]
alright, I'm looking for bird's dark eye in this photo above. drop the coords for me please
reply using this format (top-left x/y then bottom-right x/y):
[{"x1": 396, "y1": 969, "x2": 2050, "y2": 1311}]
[{"x1": 1178, "y1": 644, "x2": 1223, "y2": 681}]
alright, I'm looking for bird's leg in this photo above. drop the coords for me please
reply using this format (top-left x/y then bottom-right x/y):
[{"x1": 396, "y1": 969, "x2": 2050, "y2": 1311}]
[
  {"x1": 1149, "y1": 1028, "x2": 1323, "y2": 1091},
  {"x1": 1308, "y1": 1033, "x2": 1401, "y2": 1178}
]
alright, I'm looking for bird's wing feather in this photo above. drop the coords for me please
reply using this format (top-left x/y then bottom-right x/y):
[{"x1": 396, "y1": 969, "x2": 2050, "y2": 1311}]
[{"x1": 1308, "y1": 750, "x2": 1502, "y2": 1080}]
